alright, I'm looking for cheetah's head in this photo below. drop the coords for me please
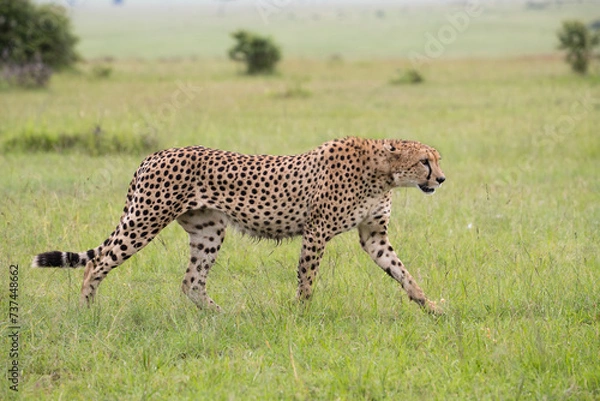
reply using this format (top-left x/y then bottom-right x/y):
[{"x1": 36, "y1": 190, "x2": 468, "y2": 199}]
[{"x1": 383, "y1": 140, "x2": 446, "y2": 195}]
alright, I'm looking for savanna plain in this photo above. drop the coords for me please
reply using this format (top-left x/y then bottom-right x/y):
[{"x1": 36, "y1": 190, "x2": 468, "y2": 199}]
[{"x1": 1, "y1": 2, "x2": 600, "y2": 400}]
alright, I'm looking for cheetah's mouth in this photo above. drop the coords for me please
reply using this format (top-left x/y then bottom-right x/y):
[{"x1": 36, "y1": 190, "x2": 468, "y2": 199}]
[{"x1": 418, "y1": 184, "x2": 435, "y2": 194}]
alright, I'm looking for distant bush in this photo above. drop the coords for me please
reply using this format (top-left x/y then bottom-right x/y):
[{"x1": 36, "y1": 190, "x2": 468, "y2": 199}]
[
  {"x1": 557, "y1": 20, "x2": 599, "y2": 74},
  {"x1": 389, "y1": 69, "x2": 424, "y2": 85},
  {"x1": 228, "y1": 30, "x2": 281, "y2": 75},
  {"x1": 1, "y1": 125, "x2": 159, "y2": 156},
  {"x1": 279, "y1": 77, "x2": 311, "y2": 98},
  {"x1": 1, "y1": 54, "x2": 52, "y2": 88},
  {"x1": 328, "y1": 53, "x2": 344, "y2": 65},
  {"x1": 525, "y1": 1, "x2": 550, "y2": 10},
  {"x1": 0, "y1": 0, "x2": 79, "y2": 87},
  {"x1": 91, "y1": 64, "x2": 113, "y2": 80}
]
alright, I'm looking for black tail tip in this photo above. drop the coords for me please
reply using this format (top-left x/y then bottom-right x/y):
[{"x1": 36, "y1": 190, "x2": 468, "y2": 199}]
[{"x1": 32, "y1": 251, "x2": 65, "y2": 267}]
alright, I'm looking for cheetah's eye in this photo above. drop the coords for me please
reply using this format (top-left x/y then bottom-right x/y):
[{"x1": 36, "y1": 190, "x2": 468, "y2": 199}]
[{"x1": 420, "y1": 159, "x2": 430, "y2": 166}]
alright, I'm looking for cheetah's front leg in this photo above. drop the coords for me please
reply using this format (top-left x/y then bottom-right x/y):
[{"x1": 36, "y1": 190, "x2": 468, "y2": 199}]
[
  {"x1": 296, "y1": 228, "x2": 327, "y2": 300},
  {"x1": 358, "y1": 220, "x2": 441, "y2": 315}
]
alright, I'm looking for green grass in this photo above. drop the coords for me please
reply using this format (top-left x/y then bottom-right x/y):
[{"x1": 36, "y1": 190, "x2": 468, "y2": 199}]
[
  {"x1": 1, "y1": 11, "x2": 600, "y2": 396},
  {"x1": 1, "y1": 55, "x2": 599, "y2": 400}
]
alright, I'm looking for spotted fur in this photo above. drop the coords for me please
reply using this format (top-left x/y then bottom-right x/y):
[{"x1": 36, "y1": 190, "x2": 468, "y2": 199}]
[{"x1": 32, "y1": 137, "x2": 446, "y2": 313}]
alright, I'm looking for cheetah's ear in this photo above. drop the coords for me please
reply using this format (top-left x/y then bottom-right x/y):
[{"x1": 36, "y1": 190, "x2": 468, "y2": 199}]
[
  {"x1": 383, "y1": 143, "x2": 396, "y2": 152},
  {"x1": 383, "y1": 142, "x2": 401, "y2": 154}
]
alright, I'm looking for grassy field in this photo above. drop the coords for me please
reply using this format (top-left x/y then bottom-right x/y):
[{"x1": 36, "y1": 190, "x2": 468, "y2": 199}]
[
  {"x1": 1, "y1": 2, "x2": 600, "y2": 399},
  {"x1": 1, "y1": 55, "x2": 599, "y2": 400}
]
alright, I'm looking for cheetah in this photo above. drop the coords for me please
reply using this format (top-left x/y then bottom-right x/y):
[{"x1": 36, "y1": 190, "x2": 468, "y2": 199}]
[{"x1": 32, "y1": 137, "x2": 446, "y2": 314}]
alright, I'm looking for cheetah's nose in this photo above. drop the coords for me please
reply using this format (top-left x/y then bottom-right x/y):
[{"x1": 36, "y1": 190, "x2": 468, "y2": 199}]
[{"x1": 436, "y1": 176, "x2": 446, "y2": 184}]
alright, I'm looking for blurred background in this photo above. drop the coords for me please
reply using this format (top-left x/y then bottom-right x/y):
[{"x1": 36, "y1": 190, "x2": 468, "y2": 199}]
[
  {"x1": 2, "y1": 0, "x2": 598, "y2": 152},
  {"x1": 56, "y1": 0, "x2": 599, "y2": 60}
]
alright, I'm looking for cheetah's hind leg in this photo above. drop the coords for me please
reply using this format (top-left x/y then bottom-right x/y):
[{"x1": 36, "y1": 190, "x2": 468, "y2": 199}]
[
  {"x1": 80, "y1": 213, "x2": 172, "y2": 306},
  {"x1": 176, "y1": 209, "x2": 227, "y2": 311}
]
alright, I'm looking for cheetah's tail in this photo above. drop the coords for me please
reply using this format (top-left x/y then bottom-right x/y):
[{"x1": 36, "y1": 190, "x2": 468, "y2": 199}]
[{"x1": 32, "y1": 248, "x2": 98, "y2": 268}]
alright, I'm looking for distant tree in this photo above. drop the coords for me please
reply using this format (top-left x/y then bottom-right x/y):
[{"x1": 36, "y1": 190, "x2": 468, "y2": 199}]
[
  {"x1": 228, "y1": 30, "x2": 281, "y2": 75},
  {"x1": 389, "y1": 68, "x2": 424, "y2": 85},
  {"x1": 0, "y1": 0, "x2": 79, "y2": 87},
  {"x1": 557, "y1": 20, "x2": 599, "y2": 74}
]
